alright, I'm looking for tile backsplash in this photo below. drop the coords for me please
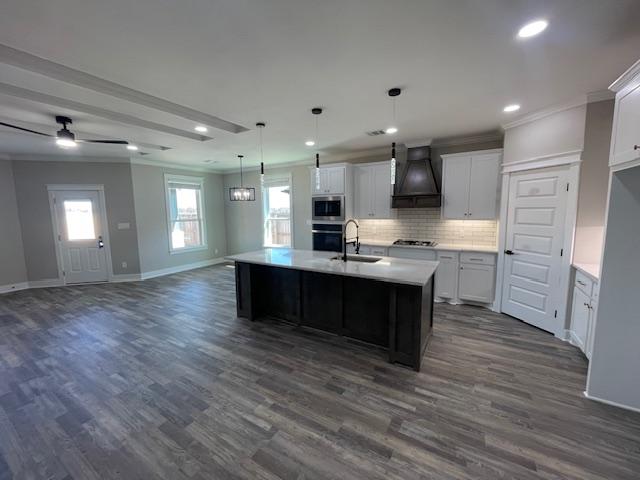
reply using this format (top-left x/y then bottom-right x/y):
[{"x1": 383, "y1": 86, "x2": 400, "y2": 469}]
[{"x1": 357, "y1": 208, "x2": 497, "y2": 247}]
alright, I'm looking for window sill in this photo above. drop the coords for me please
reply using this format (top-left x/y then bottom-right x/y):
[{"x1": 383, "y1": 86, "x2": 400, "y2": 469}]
[{"x1": 170, "y1": 245, "x2": 209, "y2": 255}]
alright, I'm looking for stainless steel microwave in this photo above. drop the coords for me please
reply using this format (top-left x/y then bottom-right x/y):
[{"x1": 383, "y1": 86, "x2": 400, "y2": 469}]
[{"x1": 312, "y1": 195, "x2": 345, "y2": 221}]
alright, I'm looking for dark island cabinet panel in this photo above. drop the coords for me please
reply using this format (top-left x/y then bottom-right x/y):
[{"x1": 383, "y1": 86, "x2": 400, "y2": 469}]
[
  {"x1": 234, "y1": 262, "x2": 432, "y2": 370},
  {"x1": 342, "y1": 276, "x2": 390, "y2": 347},
  {"x1": 301, "y1": 271, "x2": 343, "y2": 333}
]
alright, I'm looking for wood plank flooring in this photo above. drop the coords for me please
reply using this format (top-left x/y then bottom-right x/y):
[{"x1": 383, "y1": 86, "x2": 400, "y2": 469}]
[{"x1": 0, "y1": 263, "x2": 639, "y2": 479}]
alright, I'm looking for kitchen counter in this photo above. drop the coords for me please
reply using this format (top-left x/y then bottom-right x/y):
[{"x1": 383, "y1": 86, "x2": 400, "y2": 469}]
[
  {"x1": 357, "y1": 238, "x2": 498, "y2": 254},
  {"x1": 227, "y1": 248, "x2": 435, "y2": 371},
  {"x1": 226, "y1": 248, "x2": 438, "y2": 286},
  {"x1": 572, "y1": 262, "x2": 600, "y2": 281}
]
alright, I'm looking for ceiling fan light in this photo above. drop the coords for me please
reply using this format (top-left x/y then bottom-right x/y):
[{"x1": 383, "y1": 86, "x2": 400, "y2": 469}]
[
  {"x1": 385, "y1": 126, "x2": 398, "y2": 134},
  {"x1": 305, "y1": 140, "x2": 315, "y2": 146},
  {"x1": 56, "y1": 138, "x2": 77, "y2": 148}
]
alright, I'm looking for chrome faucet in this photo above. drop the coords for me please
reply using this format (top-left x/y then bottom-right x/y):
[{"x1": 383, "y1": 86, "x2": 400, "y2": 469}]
[{"x1": 343, "y1": 219, "x2": 360, "y2": 261}]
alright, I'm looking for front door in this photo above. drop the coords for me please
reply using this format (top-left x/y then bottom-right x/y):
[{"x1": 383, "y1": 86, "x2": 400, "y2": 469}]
[
  {"x1": 52, "y1": 189, "x2": 109, "y2": 284},
  {"x1": 501, "y1": 166, "x2": 569, "y2": 334}
]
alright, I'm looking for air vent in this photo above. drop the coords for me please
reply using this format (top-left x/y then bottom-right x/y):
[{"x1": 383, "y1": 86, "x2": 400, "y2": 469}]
[{"x1": 366, "y1": 129, "x2": 386, "y2": 136}]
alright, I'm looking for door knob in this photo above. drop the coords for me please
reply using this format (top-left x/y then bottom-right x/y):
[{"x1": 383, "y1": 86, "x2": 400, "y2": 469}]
[
  {"x1": 98, "y1": 236, "x2": 104, "y2": 249},
  {"x1": 504, "y1": 249, "x2": 515, "y2": 255}
]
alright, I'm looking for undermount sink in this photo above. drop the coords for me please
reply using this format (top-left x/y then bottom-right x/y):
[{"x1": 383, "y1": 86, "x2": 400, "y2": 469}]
[{"x1": 330, "y1": 254, "x2": 382, "y2": 263}]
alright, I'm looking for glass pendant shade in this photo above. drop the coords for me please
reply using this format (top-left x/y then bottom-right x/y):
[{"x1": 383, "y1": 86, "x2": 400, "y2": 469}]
[
  {"x1": 229, "y1": 154, "x2": 255, "y2": 201},
  {"x1": 390, "y1": 142, "x2": 396, "y2": 185}
]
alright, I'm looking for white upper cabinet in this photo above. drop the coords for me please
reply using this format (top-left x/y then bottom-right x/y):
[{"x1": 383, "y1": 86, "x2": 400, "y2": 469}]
[
  {"x1": 610, "y1": 78, "x2": 640, "y2": 169},
  {"x1": 354, "y1": 162, "x2": 393, "y2": 219},
  {"x1": 311, "y1": 166, "x2": 345, "y2": 195},
  {"x1": 442, "y1": 150, "x2": 502, "y2": 220}
]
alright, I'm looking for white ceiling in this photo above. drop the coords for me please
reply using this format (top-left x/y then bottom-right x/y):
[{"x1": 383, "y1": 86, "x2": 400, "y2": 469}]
[{"x1": 1, "y1": 0, "x2": 640, "y2": 171}]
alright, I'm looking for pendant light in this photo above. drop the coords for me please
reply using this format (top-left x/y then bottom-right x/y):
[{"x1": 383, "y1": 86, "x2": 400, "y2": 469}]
[
  {"x1": 311, "y1": 107, "x2": 322, "y2": 190},
  {"x1": 387, "y1": 88, "x2": 401, "y2": 185},
  {"x1": 229, "y1": 154, "x2": 255, "y2": 201},
  {"x1": 257, "y1": 122, "x2": 266, "y2": 187}
]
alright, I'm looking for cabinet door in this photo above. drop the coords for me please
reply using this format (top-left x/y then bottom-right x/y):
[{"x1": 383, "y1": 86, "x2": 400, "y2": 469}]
[
  {"x1": 354, "y1": 166, "x2": 373, "y2": 218},
  {"x1": 468, "y1": 153, "x2": 500, "y2": 220},
  {"x1": 435, "y1": 253, "x2": 458, "y2": 299},
  {"x1": 442, "y1": 156, "x2": 471, "y2": 219},
  {"x1": 571, "y1": 287, "x2": 591, "y2": 351},
  {"x1": 585, "y1": 299, "x2": 597, "y2": 359},
  {"x1": 611, "y1": 83, "x2": 640, "y2": 168},
  {"x1": 458, "y1": 264, "x2": 495, "y2": 303},
  {"x1": 371, "y1": 163, "x2": 392, "y2": 218},
  {"x1": 326, "y1": 167, "x2": 345, "y2": 194}
]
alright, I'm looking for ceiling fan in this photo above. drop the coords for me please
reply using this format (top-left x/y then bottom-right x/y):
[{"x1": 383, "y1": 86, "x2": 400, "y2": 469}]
[{"x1": 0, "y1": 115, "x2": 130, "y2": 149}]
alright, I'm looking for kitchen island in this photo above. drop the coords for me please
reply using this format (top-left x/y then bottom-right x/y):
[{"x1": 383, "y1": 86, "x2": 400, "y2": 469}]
[{"x1": 226, "y1": 248, "x2": 438, "y2": 371}]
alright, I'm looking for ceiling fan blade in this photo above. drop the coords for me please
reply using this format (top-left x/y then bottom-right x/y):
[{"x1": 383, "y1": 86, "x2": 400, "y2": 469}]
[
  {"x1": 0, "y1": 121, "x2": 53, "y2": 137},
  {"x1": 78, "y1": 139, "x2": 129, "y2": 144}
]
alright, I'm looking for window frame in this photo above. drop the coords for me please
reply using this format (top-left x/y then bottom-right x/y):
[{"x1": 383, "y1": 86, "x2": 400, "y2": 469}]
[
  {"x1": 164, "y1": 174, "x2": 208, "y2": 254},
  {"x1": 262, "y1": 174, "x2": 294, "y2": 249}
]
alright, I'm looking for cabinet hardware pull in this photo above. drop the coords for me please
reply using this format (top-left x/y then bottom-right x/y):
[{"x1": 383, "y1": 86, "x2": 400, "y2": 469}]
[
  {"x1": 577, "y1": 280, "x2": 586, "y2": 286},
  {"x1": 469, "y1": 258, "x2": 482, "y2": 261}
]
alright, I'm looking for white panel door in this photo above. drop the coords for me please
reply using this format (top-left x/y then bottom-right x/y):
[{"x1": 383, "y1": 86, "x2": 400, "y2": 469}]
[
  {"x1": 501, "y1": 167, "x2": 569, "y2": 333},
  {"x1": 53, "y1": 190, "x2": 109, "y2": 284},
  {"x1": 442, "y1": 156, "x2": 471, "y2": 219},
  {"x1": 468, "y1": 153, "x2": 500, "y2": 219}
]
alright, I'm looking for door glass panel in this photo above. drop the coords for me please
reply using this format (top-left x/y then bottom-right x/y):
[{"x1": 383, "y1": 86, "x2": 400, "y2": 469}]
[{"x1": 64, "y1": 200, "x2": 96, "y2": 240}]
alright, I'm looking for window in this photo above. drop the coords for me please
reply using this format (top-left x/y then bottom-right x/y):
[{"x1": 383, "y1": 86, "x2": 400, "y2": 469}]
[
  {"x1": 63, "y1": 200, "x2": 96, "y2": 240},
  {"x1": 165, "y1": 175, "x2": 206, "y2": 253},
  {"x1": 262, "y1": 177, "x2": 292, "y2": 248}
]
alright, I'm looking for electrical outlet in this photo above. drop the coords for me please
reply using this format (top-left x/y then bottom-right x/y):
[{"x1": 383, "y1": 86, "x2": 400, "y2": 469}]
[{"x1": 121, "y1": 261, "x2": 127, "y2": 269}]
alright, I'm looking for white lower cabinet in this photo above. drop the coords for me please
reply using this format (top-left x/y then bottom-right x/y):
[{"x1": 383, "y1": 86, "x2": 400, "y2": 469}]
[
  {"x1": 569, "y1": 268, "x2": 599, "y2": 359},
  {"x1": 458, "y1": 263, "x2": 495, "y2": 303},
  {"x1": 435, "y1": 252, "x2": 458, "y2": 299}
]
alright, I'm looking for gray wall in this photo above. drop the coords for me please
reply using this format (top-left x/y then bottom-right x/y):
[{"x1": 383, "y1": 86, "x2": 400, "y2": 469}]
[
  {"x1": 131, "y1": 164, "x2": 227, "y2": 273},
  {"x1": 11, "y1": 160, "x2": 141, "y2": 280},
  {"x1": 587, "y1": 166, "x2": 640, "y2": 410},
  {"x1": 573, "y1": 100, "x2": 614, "y2": 264},
  {"x1": 224, "y1": 164, "x2": 312, "y2": 254},
  {"x1": 0, "y1": 161, "x2": 28, "y2": 286},
  {"x1": 503, "y1": 105, "x2": 587, "y2": 165}
]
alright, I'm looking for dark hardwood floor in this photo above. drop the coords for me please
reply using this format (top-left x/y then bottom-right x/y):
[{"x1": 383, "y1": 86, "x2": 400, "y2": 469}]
[{"x1": 1, "y1": 264, "x2": 639, "y2": 480}]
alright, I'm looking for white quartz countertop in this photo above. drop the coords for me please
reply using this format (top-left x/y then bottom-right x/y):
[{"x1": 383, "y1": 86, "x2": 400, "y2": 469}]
[
  {"x1": 358, "y1": 239, "x2": 498, "y2": 254},
  {"x1": 226, "y1": 248, "x2": 438, "y2": 286},
  {"x1": 572, "y1": 262, "x2": 600, "y2": 281}
]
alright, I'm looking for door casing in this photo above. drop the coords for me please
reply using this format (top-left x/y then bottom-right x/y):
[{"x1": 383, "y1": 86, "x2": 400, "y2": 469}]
[
  {"x1": 47, "y1": 184, "x2": 114, "y2": 285},
  {"x1": 495, "y1": 152, "x2": 581, "y2": 339}
]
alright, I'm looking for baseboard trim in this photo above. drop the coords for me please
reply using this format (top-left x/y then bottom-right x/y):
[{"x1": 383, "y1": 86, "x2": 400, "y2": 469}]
[
  {"x1": 0, "y1": 281, "x2": 29, "y2": 294},
  {"x1": 583, "y1": 391, "x2": 640, "y2": 414},
  {"x1": 140, "y1": 257, "x2": 227, "y2": 280},
  {"x1": 1, "y1": 258, "x2": 227, "y2": 294},
  {"x1": 29, "y1": 278, "x2": 64, "y2": 289}
]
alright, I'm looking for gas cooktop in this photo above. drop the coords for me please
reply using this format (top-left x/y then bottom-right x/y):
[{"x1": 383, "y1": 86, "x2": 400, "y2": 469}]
[{"x1": 393, "y1": 239, "x2": 438, "y2": 247}]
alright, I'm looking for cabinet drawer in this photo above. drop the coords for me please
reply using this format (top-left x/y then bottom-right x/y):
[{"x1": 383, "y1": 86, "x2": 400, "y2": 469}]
[
  {"x1": 368, "y1": 246, "x2": 388, "y2": 256},
  {"x1": 387, "y1": 247, "x2": 437, "y2": 261},
  {"x1": 574, "y1": 270, "x2": 594, "y2": 296},
  {"x1": 460, "y1": 252, "x2": 496, "y2": 265},
  {"x1": 437, "y1": 251, "x2": 458, "y2": 261}
]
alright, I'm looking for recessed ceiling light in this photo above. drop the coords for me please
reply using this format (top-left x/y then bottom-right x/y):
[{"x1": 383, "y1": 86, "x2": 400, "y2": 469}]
[
  {"x1": 503, "y1": 104, "x2": 521, "y2": 113},
  {"x1": 55, "y1": 138, "x2": 77, "y2": 148},
  {"x1": 518, "y1": 19, "x2": 548, "y2": 38},
  {"x1": 305, "y1": 140, "x2": 315, "y2": 146},
  {"x1": 385, "y1": 126, "x2": 398, "y2": 134},
  {"x1": 126, "y1": 145, "x2": 138, "y2": 151},
  {"x1": 195, "y1": 125, "x2": 208, "y2": 133}
]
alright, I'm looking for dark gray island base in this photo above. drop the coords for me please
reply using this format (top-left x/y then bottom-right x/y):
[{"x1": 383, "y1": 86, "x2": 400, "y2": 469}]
[{"x1": 234, "y1": 261, "x2": 434, "y2": 371}]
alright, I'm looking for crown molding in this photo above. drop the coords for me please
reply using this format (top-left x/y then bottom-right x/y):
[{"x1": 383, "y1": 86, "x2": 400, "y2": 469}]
[
  {"x1": 609, "y1": 58, "x2": 640, "y2": 93},
  {"x1": 501, "y1": 97, "x2": 587, "y2": 130},
  {"x1": 586, "y1": 90, "x2": 615, "y2": 103},
  {"x1": 8, "y1": 153, "x2": 130, "y2": 164},
  {"x1": 431, "y1": 131, "x2": 502, "y2": 148},
  {"x1": 0, "y1": 43, "x2": 248, "y2": 134}
]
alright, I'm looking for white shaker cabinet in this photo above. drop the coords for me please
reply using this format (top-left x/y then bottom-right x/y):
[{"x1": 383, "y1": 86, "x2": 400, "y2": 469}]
[
  {"x1": 441, "y1": 150, "x2": 502, "y2": 220},
  {"x1": 434, "y1": 251, "x2": 458, "y2": 300},
  {"x1": 569, "y1": 268, "x2": 599, "y2": 359},
  {"x1": 311, "y1": 166, "x2": 345, "y2": 195},
  {"x1": 354, "y1": 162, "x2": 393, "y2": 219},
  {"x1": 610, "y1": 74, "x2": 640, "y2": 169}
]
